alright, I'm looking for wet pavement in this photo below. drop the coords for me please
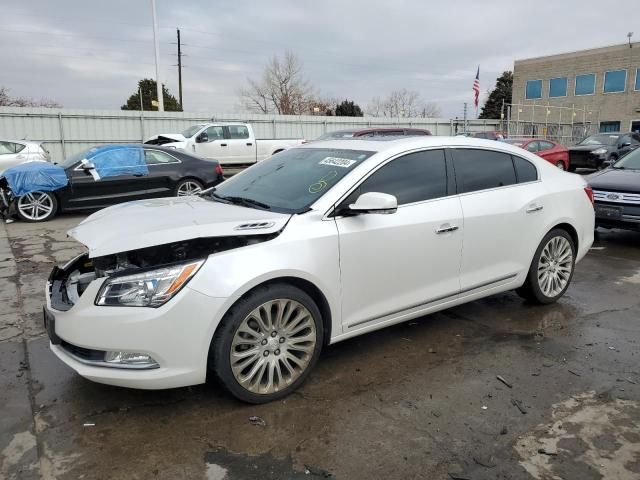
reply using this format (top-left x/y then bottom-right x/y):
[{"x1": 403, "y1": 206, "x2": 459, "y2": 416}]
[{"x1": 0, "y1": 215, "x2": 639, "y2": 479}]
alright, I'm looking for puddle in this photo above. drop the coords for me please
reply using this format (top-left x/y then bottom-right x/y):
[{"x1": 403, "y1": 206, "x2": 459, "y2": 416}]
[
  {"x1": 204, "y1": 448, "x2": 333, "y2": 479},
  {"x1": 515, "y1": 391, "x2": 640, "y2": 479}
]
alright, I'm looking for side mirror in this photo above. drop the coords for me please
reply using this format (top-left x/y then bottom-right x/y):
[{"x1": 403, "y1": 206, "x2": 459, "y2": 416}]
[
  {"x1": 196, "y1": 132, "x2": 208, "y2": 143},
  {"x1": 621, "y1": 141, "x2": 632, "y2": 148},
  {"x1": 80, "y1": 161, "x2": 96, "y2": 170},
  {"x1": 349, "y1": 192, "x2": 398, "y2": 215}
]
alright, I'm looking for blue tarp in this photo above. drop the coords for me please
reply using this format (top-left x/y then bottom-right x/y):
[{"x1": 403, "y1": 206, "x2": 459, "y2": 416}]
[
  {"x1": 85, "y1": 145, "x2": 148, "y2": 179},
  {"x1": 1, "y1": 162, "x2": 68, "y2": 197}
]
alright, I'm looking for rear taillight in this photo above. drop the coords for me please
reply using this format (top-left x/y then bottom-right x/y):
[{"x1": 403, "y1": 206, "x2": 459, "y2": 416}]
[
  {"x1": 584, "y1": 186, "x2": 594, "y2": 207},
  {"x1": 215, "y1": 164, "x2": 223, "y2": 176}
]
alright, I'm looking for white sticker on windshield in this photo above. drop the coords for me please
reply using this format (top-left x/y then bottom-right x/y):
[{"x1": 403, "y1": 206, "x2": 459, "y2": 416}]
[{"x1": 319, "y1": 157, "x2": 356, "y2": 168}]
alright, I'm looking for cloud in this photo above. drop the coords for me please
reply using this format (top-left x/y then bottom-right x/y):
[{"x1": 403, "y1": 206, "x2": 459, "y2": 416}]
[{"x1": 1, "y1": 0, "x2": 637, "y2": 116}]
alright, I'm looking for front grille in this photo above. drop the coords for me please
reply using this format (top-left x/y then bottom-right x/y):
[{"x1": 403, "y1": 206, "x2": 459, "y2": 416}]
[
  {"x1": 60, "y1": 340, "x2": 106, "y2": 362},
  {"x1": 593, "y1": 190, "x2": 640, "y2": 205}
]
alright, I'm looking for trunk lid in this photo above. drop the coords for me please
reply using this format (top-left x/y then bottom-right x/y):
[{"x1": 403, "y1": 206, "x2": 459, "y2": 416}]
[{"x1": 68, "y1": 196, "x2": 291, "y2": 257}]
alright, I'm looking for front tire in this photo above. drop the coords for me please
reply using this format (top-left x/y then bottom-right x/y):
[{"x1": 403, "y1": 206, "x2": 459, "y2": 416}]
[
  {"x1": 516, "y1": 229, "x2": 575, "y2": 304},
  {"x1": 16, "y1": 191, "x2": 58, "y2": 222},
  {"x1": 210, "y1": 284, "x2": 324, "y2": 404}
]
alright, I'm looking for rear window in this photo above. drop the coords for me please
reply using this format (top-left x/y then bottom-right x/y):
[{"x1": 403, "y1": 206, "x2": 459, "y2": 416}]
[
  {"x1": 513, "y1": 156, "x2": 538, "y2": 183},
  {"x1": 452, "y1": 149, "x2": 517, "y2": 193}
]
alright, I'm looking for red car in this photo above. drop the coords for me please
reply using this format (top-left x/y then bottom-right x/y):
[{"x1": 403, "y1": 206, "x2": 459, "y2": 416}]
[
  {"x1": 314, "y1": 127, "x2": 431, "y2": 141},
  {"x1": 503, "y1": 138, "x2": 569, "y2": 170}
]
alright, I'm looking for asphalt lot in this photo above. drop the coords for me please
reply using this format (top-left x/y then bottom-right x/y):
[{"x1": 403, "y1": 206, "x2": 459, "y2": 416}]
[{"x1": 0, "y1": 214, "x2": 639, "y2": 480}]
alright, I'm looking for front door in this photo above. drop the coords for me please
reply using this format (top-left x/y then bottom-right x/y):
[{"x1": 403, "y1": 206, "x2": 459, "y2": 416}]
[
  {"x1": 193, "y1": 125, "x2": 227, "y2": 160},
  {"x1": 336, "y1": 149, "x2": 463, "y2": 330}
]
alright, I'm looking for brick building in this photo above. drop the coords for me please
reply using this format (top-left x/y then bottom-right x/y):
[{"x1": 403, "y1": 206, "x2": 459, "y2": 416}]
[{"x1": 512, "y1": 42, "x2": 640, "y2": 135}]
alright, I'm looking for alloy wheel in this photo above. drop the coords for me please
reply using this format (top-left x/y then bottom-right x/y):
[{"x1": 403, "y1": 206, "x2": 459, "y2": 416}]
[
  {"x1": 17, "y1": 192, "x2": 54, "y2": 221},
  {"x1": 176, "y1": 180, "x2": 202, "y2": 196},
  {"x1": 537, "y1": 236, "x2": 573, "y2": 298},
  {"x1": 230, "y1": 299, "x2": 317, "y2": 395}
]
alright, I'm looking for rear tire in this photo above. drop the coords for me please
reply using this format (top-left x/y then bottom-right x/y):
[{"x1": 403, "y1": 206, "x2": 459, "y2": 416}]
[
  {"x1": 516, "y1": 229, "x2": 576, "y2": 304},
  {"x1": 174, "y1": 178, "x2": 203, "y2": 197},
  {"x1": 16, "y1": 191, "x2": 58, "y2": 222},
  {"x1": 210, "y1": 283, "x2": 324, "y2": 404}
]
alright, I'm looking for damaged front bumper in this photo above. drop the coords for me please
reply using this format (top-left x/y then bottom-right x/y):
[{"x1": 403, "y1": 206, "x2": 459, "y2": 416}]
[{"x1": 45, "y1": 253, "x2": 229, "y2": 390}]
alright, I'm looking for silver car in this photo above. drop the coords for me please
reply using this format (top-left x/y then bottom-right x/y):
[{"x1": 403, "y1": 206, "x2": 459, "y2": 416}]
[{"x1": 0, "y1": 140, "x2": 50, "y2": 174}]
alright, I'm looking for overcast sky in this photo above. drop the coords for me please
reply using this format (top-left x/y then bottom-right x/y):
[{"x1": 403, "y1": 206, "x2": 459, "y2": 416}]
[{"x1": 2, "y1": 0, "x2": 638, "y2": 117}]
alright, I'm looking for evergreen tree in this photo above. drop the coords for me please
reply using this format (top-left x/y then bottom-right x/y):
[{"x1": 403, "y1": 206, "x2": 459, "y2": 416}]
[
  {"x1": 121, "y1": 79, "x2": 182, "y2": 111},
  {"x1": 479, "y1": 71, "x2": 512, "y2": 119},
  {"x1": 335, "y1": 99, "x2": 363, "y2": 117}
]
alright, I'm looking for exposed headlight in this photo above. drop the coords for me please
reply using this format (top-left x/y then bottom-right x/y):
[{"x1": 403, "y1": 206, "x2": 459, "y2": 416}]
[
  {"x1": 592, "y1": 148, "x2": 607, "y2": 155},
  {"x1": 96, "y1": 260, "x2": 204, "y2": 307}
]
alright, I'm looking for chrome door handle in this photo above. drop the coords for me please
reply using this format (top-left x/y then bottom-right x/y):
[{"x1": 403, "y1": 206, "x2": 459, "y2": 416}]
[
  {"x1": 526, "y1": 205, "x2": 544, "y2": 213},
  {"x1": 436, "y1": 224, "x2": 459, "y2": 234}
]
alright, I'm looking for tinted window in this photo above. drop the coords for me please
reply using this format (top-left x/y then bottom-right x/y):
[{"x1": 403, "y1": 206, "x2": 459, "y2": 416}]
[
  {"x1": 453, "y1": 149, "x2": 517, "y2": 193},
  {"x1": 525, "y1": 80, "x2": 542, "y2": 99},
  {"x1": 0, "y1": 142, "x2": 13, "y2": 155},
  {"x1": 14, "y1": 143, "x2": 26, "y2": 153},
  {"x1": 575, "y1": 74, "x2": 595, "y2": 95},
  {"x1": 549, "y1": 77, "x2": 567, "y2": 97},
  {"x1": 228, "y1": 125, "x2": 250, "y2": 139},
  {"x1": 538, "y1": 141, "x2": 554, "y2": 151},
  {"x1": 145, "y1": 150, "x2": 178, "y2": 165},
  {"x1": 604, "y1": 70, "x2": 626, "y2": 93},
  {"x1": 354, "y1": 149, "x2": 447, "y2": 205},
  {"x1": 513, "y1": 156, "x2": 538, "y2": 183}
]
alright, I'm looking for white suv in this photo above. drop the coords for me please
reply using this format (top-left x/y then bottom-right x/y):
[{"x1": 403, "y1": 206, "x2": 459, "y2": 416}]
[{"x1": 45, "y1": 137, "x2": 595, "y2": 403}]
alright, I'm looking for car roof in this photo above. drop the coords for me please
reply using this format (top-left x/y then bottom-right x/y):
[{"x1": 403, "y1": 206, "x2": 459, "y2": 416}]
[{"x1": 0, "y1": 139, "x2": 35, "y2": 145}]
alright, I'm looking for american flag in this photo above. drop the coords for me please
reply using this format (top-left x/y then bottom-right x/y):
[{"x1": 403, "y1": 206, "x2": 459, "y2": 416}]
[{"x1": 472, "y1": 66, "x2": 480, "y2": 108}]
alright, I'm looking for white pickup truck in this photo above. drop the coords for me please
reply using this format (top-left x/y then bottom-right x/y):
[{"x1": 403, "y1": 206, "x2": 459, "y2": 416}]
[{"x1": 145, "y1": 123, "x2": 305, "y2": 166}]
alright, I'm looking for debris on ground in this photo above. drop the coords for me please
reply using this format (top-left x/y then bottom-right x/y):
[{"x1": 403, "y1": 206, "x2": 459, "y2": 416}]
[
  {"x1": 500, "y1": 426, "x2": 508, "y2": 435},
  {"x1": 448, "y1": 473, "x2": 472, "y2": 480},
  {"x1": 473, "y1": 454, "x2": 497, "y2": 468},
  {"x1": 83, "y1": 423, "x2": 95, "y2": 427},
  {"x1": 537, "y1": 448, "x2": 558, "y2": 456},
  {"x1": 248, "y1": 416, "x2": 266, "y2": 427},
  {"x1": 304, "y1": 464, "x2": 332, "y2": 477},
  {"x1": 481, "y1": 405, "x2": 488, "y2": 410},
  {"x1": 431, "y1": 410, "x2": 442, "y2": 418},
  {"x1": 568, "y1": 369, "x2": 581, "y2": 376},
  {"x1": 496, "y1": 375, "x2": 513, "y2": 388},
  {"x1": 511, "y1": 398, "x2": 527, "y2": 414}
]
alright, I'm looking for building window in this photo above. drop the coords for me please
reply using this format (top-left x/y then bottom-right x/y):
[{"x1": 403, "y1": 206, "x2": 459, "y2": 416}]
[
  {"x1": 603, "y1": 70, "x2": 626, "y2": 93},
  {"x1": 525, "y1": 80, "x2": 543, "y2": 99},
  {"x1": 635, "y1": 68, "x2": 640, "y2": 91},
  {"x1": 600, "y1": 121, "x2": 621, "y2": 133},
  {"x1": 549, "y1": 77, "x2": 567, "y2": 97},
  {"x1": 575, "y1": 73, "x2": 595, "y2": 96}
]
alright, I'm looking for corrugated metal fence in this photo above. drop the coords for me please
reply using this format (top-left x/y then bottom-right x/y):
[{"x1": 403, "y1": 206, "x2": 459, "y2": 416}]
[{"x1": 0, "y1": 107, "x2": 501, "y2": 161}]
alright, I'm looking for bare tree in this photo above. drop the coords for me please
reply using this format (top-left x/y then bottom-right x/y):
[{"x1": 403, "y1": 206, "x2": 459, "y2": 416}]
[
  {"x1": 239, "y1": 51, "x2": 316, "y2": 115},
  {"x1": 0, "y1": 86, "x2": 61, "y2": 108},
  {"x1": 367, "y1": 88, "x2": 441, "y2": 118}
]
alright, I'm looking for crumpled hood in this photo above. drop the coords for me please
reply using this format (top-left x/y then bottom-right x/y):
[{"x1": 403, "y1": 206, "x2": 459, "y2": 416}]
[
  {"x1": 145, "y1": 133, "x2": 186, "y2": 143},
  {"x1": 68, "y1": 196, "x2": 291, "y2": 258}
]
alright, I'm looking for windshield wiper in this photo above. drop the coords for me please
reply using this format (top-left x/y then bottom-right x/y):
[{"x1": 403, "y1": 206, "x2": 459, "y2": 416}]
[{"x1": 219, "y1": 195, "x2": 271, "y2": 210}]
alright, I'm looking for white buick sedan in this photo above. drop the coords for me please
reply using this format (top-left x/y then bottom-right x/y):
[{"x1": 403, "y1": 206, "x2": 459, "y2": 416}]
[{"x1": 45, "y1": 137, "x2": 595, "y2": 403}]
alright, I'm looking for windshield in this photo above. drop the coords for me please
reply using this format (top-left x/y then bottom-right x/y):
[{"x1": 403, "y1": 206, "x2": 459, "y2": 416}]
[
  {"x1": 181, "y1": 124, "x2": 206, "y2": 138},
  {"x1": 502, "y1": 139, "x2": 525, "y2": 146},
  {"x1": 58, "y1": 147, "x2": 94, "y2": 168},
  {"x1": 613, "y1": 148, "x2": 640, "y2": 169},
  {"x1": 578, "y1": 134, "x2": 619, "y2": 146},
  {"x1": 212, "y1": 147, "x2": 375, "y2": 213},
  {"x1": 315, "y1": 130, "x2": 357, "y2": 141}
]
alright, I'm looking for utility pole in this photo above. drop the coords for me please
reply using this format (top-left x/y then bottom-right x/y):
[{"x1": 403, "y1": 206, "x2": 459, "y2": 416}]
[
  {"x1": 177, "y1": 28, "x2": 183, "y2": 109},
  {"x1": 463, "y1": 102, "x2": 468, "y2": 133},
  {"x1": 151, "y1": 0, "x2": 164, "y2": 111}
]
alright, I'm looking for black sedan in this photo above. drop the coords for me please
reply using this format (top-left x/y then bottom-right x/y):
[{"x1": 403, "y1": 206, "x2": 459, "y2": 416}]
[
  {"x1": 5, "y1": 145, "x2": 224, "y2": 222},
  {"x1": 589, "y1": 148, "x2": 640, "y2": 232},
  {"x1": 569, "y1": 132, "x2": 640, "y2": 171}
]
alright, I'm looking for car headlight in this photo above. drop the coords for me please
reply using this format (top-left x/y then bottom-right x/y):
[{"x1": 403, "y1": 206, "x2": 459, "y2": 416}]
[
  {"x1": 96, "y1": 260, "x2": 204, "y2": 307},
  {"x1": 592, "y1": 148, "x2": 607, "y2": 155}
]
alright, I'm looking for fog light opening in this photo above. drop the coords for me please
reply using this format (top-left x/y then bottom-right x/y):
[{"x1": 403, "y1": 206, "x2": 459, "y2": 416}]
[{"x1": 104, "y1": 351, "x2": 159, "y2": 368}]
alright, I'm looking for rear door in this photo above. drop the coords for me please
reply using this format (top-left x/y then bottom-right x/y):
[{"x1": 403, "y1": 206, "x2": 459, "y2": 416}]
[
  {"x1": 336, "y1": 149, "x2": 463, "y2": 329},
  {"x1": 142, "y1": 149, "x2": 181, "y2": 197},
  {"x1": 451, "y1": 148, "x2": 545, "y2": 292},
  {"x1": 223, "y1": 125, "x2": 255, "y2": 164}
]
